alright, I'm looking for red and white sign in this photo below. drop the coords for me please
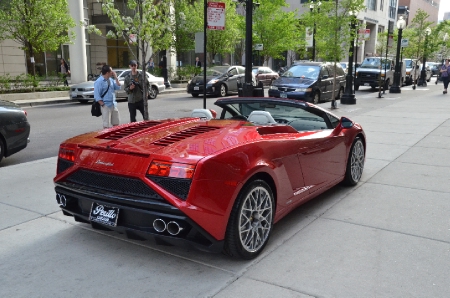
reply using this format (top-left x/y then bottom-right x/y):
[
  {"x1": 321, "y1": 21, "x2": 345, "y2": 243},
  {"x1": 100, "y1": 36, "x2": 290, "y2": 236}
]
[
  {"x1": 207, "y1": 2, "x2": 226, "y2": 30},
  {"x1": 358, "y1": 29, "x2": 370, "y2": 41}
]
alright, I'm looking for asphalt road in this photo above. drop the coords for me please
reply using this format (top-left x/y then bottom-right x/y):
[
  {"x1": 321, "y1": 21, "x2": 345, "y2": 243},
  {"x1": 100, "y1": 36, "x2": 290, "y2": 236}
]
[{"x1": 0, "y1": 83, "x2": 421, "y2": 168}]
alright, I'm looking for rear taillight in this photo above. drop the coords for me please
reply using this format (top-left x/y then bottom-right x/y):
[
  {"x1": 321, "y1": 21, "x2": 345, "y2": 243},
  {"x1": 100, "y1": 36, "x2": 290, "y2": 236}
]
[
  {"x1": 23, "y1": 110, "x2": 27, "y2": 117},
  {"x1": 147, "y1": 160, "x2": 195, "y2": 179},
  {"x1": 58, "y1": 146, "x2": 76, "y2": 162}
]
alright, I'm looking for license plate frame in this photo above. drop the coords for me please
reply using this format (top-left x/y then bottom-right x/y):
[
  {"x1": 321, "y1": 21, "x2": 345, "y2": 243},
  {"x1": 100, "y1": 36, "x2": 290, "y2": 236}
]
[
  {"x1": 194, "y1": 86, "x2": 199, "y2": 90},
  {"x1": 280, "y1": 92, "x2": 287, "y2": 98},
  {"x1": 364, "y1": 83, "x2": 370, "y2": 86},
  {"x1": 89, "y1": 202, "x2": 119, "y2": 227}
]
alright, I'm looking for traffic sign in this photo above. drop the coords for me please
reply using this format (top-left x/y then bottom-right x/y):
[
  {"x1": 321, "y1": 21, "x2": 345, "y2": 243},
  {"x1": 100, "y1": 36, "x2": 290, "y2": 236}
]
[
  {"x1": 207, "y1": 2, "x2": 226, "y2": 30},
  {"x1": 401, "y1": 39, "x2": 409, "y2": 47}
]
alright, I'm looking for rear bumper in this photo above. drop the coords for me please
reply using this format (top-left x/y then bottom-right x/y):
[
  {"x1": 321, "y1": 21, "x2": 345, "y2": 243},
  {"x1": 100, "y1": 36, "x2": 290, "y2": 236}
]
[{"x1": 54, "y1": 183, "x2": 224, "y2": 253}]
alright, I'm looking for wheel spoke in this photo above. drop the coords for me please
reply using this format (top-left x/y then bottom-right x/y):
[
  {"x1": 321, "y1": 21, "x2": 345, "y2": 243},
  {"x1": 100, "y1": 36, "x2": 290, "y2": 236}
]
[{"x1": 238, "y1": 185, "x2": 273, "y2": 253}]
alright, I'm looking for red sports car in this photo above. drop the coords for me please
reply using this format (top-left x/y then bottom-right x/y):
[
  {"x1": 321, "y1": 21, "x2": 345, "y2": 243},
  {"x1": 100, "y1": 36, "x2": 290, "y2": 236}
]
[{"x1": 54, "y1": 97, "x2": 365, "y2": 259}]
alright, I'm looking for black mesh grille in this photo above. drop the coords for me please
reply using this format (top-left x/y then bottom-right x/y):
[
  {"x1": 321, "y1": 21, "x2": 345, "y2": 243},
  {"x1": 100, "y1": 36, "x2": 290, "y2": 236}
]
[
  {"x1": 152, "y1": 126, "x2": 220, "y2": 146},
  {"x1": 66, "y1": 169, "x2": 164, "y2": 201},
  {"x1": 147, "y1": 176, "x2": 191, "y2": 200},
  {"x1": 57, "y1": 159, "x2": 74, "y2": 174},
  {"x1": 97, "y1": 121, "x2": 163, "y2": 140}
]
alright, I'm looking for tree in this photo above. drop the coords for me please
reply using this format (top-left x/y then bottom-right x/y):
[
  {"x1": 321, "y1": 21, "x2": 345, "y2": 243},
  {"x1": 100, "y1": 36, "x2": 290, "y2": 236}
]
[
  {"x1": 203, "y1": 0, "x2": 243, "y2": 64},
  {"x1": 88, "y1": 0, "x2": 174, "y2": 120},
  {"x1": 0, "y1": 0, "x2": 76, "y2": 80},
  {"x1": 401, "y1": 9, "x2": 434, "y2": 61},
  {"x1": 252, "y1": 0, "x2": 303, "y2": 64}
]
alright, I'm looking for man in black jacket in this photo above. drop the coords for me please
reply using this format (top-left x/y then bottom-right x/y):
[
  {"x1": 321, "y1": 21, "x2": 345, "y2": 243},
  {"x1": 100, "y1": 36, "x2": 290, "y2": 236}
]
[{"x1": 124, "y1": 60, "x2": 146, "y2": 122}]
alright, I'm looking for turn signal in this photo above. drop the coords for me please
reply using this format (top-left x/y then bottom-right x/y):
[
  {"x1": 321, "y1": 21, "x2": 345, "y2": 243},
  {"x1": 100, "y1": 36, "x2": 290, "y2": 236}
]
[
  {"x1": 58, "y1": 146, "x2": 76, "y2": 162},
  {"x1": 148, "y1": 160, "x2": 195, "y2": 179}
]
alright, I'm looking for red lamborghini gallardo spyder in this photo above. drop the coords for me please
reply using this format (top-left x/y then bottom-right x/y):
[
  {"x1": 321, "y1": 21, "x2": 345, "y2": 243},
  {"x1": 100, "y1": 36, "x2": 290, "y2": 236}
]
[{"x1": 54, "y1": 97, "x2": 365, "y2": 259}]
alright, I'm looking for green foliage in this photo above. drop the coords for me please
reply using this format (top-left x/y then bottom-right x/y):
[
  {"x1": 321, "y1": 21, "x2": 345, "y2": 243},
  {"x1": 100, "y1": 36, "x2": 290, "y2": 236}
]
[
  {"x1": 204, "y1": 0, "x2": 243, "y2": 63},
  {"x1": 0, "y1": 0, "x2": 76, "y2": 77},
  {"x1": 253, "y1": 0, "x2": 303, "y2": 64},
  {"x1": 401, "y1": 9, "x2": 434, "y2": 60},
  {"x1": 0, "y1": 74, "x2": 68, "y2": 93},
  {"x1": 300, "y1": 0, "x2": 365, "y2": 62},
  {"x1": 175, "y1": 65, "x2": 198, "y2": 81}
]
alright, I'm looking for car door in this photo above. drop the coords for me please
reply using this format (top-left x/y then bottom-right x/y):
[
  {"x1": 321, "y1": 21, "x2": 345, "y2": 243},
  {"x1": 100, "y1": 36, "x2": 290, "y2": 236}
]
[
  {"x1": 295, "y1": 110, "x2": 347, "y2": 193},
  {"x1": 319, "y1": 66, "x2": 332, "y2": 100},
  {"x1": 226, "y1": 67, "x2": 239, "y2": 92}
]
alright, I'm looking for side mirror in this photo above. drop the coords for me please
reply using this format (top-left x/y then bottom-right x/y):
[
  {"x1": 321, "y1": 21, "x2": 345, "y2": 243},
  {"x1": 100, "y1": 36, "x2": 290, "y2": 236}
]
[
  {"x1": 416, "y1": 65, "x2": 420, "y2": 69},
  {"x1": 228, "y1": 73, "x2": 234, "y2": 77},
  {"x1": 340, "y1": 117, "x2": 354, "y2": 128},
  {"x1": 258, "y1": 70, "x2": 263, "y2": 74},
  {"x1": 321, "y1": 75, "x2": 329, "y2": 80}
]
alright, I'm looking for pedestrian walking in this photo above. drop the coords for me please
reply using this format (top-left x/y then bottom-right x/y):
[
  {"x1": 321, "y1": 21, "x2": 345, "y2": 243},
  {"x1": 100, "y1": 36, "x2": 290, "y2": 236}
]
[
  {"x1": 124, "y1": 60, "x2": 146, "y2": 122},
  {"x1": 147, "y1": 58, "x2": 155, "y2": 73},
  {"x1": 58, "y1": 58, "x2": 70, "y2": 86},
  {"x1": 440, "y1": 59, "x2": 449, "y2": 94},
  {"x1": 94, "y1": 65, "x2": 121, "y2": 128}
]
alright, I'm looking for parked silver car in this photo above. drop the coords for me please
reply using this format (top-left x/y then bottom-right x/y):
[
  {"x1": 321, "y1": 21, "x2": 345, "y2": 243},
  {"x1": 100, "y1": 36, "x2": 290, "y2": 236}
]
[
  {"x1": 115, "y1": 68, "x2": 166, "y2": 99},
  {"x1": 69, "y1": 81, "x2": 95, "y2": 103}
]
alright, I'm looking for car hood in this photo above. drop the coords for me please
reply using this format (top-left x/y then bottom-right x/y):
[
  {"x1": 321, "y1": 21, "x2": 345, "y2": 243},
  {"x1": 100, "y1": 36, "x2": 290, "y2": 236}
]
[
  {"x1": 190, "y1": 75, "x2": 221, "y2": 84},
  {"x1": 72, "y1": 81, "x2": 95, "y2": 88},
  {"x1": 64, "y1": 118, "x2": 308, "y2": 165},
  {"x1": 272, "y1": 77, "x2": 316, "y2": 87}
]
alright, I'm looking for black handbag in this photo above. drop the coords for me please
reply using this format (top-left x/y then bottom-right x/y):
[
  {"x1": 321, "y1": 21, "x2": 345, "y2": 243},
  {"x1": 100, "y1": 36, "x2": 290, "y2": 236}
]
[{"x1": 91, "y1": 80, "x2": 110, "y2": 117}]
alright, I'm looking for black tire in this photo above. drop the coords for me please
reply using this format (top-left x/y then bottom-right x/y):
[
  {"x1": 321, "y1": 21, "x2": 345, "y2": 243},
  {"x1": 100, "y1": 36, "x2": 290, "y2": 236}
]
[
  {"x1": 384, "y1": 79, "x2": 390, "y2": 90},
  {"x1": 191, "y1": 93, "x2": 199, "y2": 97},
  {"x1": 0, "y1": 137, "x2": 5, "y2": 163},
  {"x1": 342, "y1": 137, "x2": 365, "y2": 186},
  {"x1": 219, "y1": 84, "x2": 227, "y2": 97},
  {"x1": 354, "y1": 84, "x2": 359, "y2": 91},
  {"x1": 223, "y1": 179, "x2": 274, "y2": 259},
  {"x1": 148, "y1": 86, "x2": 157, "y2": 99},
  {"x1": 337, "y1": 87, "x2": 344, "y2": 100},
  {"x1": 313, "y1": 91, "x2": 320, "y2": 104}
]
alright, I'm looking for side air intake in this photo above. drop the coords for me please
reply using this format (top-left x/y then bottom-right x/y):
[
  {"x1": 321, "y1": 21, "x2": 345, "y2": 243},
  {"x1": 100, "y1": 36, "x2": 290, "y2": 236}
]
[
  {"x1": 152, "y1": 126, "x2": 219, "y2": 146},
  {"x1": 97, "y1": 121, "x2": 163, "y2": 140}
]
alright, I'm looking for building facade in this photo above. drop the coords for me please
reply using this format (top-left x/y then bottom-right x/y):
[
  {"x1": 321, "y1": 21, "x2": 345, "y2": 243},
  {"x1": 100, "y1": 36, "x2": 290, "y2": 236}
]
[{"x1": 398, "y1": 0, "x2": 440, "y2": 25}]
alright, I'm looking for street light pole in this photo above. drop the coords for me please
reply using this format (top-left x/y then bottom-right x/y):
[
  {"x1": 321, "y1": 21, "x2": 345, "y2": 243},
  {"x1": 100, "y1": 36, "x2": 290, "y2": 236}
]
[
  {"x1": 390, "y1": 16, "x2": 406, "y2": 93},
  {"x1": 309, "y1": 1, "x2": 321, "y2": 61},
  {"x1": 341, "y1": 11, "x2": 357, "y2": 105},
  {"x1": 418, "y1": 27, "x2": 431, "y2": 87},
  {"x1": 242, "y1": 0, "x2": 254, "y2": 96}
]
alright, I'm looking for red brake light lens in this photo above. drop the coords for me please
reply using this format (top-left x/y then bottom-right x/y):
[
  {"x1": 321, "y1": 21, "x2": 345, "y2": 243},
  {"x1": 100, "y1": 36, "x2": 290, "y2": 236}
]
[
  {"x1": 148, "y1": 160, "x2": 195, "y2": 179},
  {"x1": 58, "y1": 146, "x2": 76, "y2": 162}
]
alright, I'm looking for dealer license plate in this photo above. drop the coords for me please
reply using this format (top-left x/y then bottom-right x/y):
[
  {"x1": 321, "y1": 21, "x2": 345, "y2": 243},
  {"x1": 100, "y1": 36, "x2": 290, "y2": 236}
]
[
  {"x1": 364, "y1": 83, "x2": 370, "y2": 86},
  {"x1": 89, "y1": 202, "x2": 119, "y2": 227},
  {"x1": 194, "y1": 86, "x2": 199, "y2": 90},
  {"x1": 280, "y1": 92, "x2": 287, "y2": 98},
  {"x1": 71, "y1": 91, "x2": 77, "y2": 97}
]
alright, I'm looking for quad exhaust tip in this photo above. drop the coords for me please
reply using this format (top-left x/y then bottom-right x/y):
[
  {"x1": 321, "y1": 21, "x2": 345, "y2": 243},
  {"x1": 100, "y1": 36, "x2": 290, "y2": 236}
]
[
  {"x1": 167, "y1": 221, "x2": 183, "y2": 236},
  {"x1": 153, "y1": 219, "x2": 183, "y2": 236},
  {"x1": 153, "y1": 219, "x2": 166, "y2": 233}
]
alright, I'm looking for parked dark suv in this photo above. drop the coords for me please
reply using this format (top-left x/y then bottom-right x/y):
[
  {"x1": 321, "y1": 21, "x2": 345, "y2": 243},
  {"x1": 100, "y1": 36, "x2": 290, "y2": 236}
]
[{"x1": 268, "y1": 62, "x2": 346, "y2": 103}]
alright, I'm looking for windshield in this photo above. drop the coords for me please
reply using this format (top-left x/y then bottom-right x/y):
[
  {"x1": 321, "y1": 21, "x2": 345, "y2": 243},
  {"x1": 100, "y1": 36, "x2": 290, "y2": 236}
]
[
  {"x1": 404, "y1": 60, "x2": 413, "y2": 68},
  {"x1": 205, "y1": 66, "x2": 229, "y2": 76},
  {"x1": 282, "y1": 65, "x2": 320, "y2": 79},
  {"x1": 217, "y1": 101, "x2": 332, "y2": 131},
  {"x1": 360, "y1": 58, "x2": 391, "y2": 69}
]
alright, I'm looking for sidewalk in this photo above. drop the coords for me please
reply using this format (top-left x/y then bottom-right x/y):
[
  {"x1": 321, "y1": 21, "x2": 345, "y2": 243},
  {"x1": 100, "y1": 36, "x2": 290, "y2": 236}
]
[
  {"x1": 0, "y1": 86, "x2": 187, "y2": 107},
  {"x1": 1, "y1": 83, "x2": 450, "y2": 297}
]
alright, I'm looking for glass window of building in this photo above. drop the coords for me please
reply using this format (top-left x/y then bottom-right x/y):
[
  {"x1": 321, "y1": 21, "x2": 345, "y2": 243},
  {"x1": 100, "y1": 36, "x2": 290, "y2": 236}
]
[{"x1": 367, "y1": 0, "x2": 377, "y2": 11}]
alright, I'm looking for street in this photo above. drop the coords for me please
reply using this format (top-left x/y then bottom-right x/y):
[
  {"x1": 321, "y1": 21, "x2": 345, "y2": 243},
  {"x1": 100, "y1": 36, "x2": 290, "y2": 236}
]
[{"x1": 1, "y1": 83, "x2": 450, "y2": 297}]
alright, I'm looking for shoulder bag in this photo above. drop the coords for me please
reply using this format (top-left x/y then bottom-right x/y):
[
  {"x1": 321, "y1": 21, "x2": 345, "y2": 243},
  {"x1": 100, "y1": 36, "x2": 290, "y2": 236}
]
[{"x1": 91, "y1": 80, "x2": 110, "y2": 117}]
